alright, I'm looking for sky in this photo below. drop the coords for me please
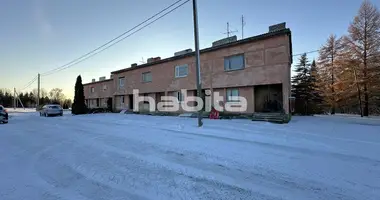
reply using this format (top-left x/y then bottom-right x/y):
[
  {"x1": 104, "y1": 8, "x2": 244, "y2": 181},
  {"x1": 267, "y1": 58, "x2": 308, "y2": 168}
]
[{"x1": 1, "y1": 0, "x2": 379, "y2": 99}]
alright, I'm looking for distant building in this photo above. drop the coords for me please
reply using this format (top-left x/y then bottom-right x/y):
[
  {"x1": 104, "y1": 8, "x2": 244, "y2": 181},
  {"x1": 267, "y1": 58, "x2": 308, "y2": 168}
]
[{"x1": 84, "y1": 23, "x2": 292, "y2": 114}]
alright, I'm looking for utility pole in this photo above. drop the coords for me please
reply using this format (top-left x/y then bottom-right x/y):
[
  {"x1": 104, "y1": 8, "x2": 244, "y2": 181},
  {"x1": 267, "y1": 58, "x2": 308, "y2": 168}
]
[
  {"x1": 37, "y1": 73, "x2": 40, "y2": 108},
  {"x1": 192, "y1": 0, "x2": 203, "y2": 127},
  {"x1": 241, "y1": 15, "x2": 245, "y2": 39},
  {"x1": 13, "y1": 88, "x2": 16, "y2": 110}
]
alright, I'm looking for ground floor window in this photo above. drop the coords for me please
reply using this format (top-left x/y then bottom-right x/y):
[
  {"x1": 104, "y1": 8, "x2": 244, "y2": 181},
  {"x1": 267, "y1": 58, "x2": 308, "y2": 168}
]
[
  {"x1": 226, "y1": 88, "x2": 239, "y2": 102},
  {"x1": 174, "y1": 91, "x2": 184, "y2": 102}
]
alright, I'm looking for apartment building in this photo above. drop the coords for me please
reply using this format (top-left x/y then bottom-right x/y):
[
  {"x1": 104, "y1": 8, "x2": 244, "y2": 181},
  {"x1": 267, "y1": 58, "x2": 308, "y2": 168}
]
[
  {"x1": 84, "y1": 23, "x2": 292, "y2": 114},
  {"x1": 83, "y1": 77, "x2": 113, "y2": 109}
]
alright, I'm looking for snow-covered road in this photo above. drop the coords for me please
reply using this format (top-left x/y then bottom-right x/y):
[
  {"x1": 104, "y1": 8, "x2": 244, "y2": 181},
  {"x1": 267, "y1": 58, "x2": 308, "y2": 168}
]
[{"x1": 1, "y1": 112, "x2": 379, "y2": 200}]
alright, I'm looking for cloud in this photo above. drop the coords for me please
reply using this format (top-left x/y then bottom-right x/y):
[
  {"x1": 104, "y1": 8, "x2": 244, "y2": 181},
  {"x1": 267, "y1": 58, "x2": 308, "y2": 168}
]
[{"x1": 33, "y1": 0, "x2": 53, "y2": 37}]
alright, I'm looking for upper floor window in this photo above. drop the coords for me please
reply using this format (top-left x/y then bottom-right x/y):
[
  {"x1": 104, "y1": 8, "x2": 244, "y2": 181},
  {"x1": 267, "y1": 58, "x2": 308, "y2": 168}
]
[
  {"x1": 226, "y1": 88, "x2": 239, "y2": 102},
  {"x1": 103, "y1": 85, "x2": 107, "y2": 91},
  {"x1": 142, "y1": 72, "x2": 152, "y2": 82},
  {"x1": 91, "y1": 87, "x2": 95, "y2": 93},
  {"x1": 119, "y1": 77, "x2": 125, "y2": 88},
  {"x1": 224, "y1": 54, "x2": 245, "y2": 71},
  {"x1": 175, "y1": 64, "x2": 188, "y2": 78}
]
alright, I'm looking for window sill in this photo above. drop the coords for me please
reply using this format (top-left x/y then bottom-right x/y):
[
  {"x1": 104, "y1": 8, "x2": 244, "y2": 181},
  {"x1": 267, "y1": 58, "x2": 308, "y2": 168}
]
[
  {"x1": 175, "y1": 75, "x2": 188, "y2": 78},
  {"x1": 224, "y1": 68, "x2": 245, "y2": 72},
  {"x1": 226, "y1": 101, "x2": 241, "y2": 103}
]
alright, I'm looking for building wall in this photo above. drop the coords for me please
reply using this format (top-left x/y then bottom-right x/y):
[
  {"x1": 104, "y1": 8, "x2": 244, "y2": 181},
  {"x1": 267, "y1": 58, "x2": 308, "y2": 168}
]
[
  {"x1": 112, "y1": 35, "x2": 290, "y2": 96},
  {"x1": 83, "y1": 32, "x2": 291, "y2": 113},
  {"x1": 111, "y1": 34, "x2": 291, "y2": 113},
  {"x1": 212, "y1": 87, "x2": 254, "y2": 113},
  {"x1": 84, "y1": 80, "x2": 114, "y2": 100}
]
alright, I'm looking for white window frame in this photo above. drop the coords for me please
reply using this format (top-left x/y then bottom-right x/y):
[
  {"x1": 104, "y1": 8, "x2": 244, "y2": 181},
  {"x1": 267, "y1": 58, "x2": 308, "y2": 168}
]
[
  {"x1": 175, "y1": 64, "x2": 188, "y2": 78},
  {"x1": 119, "y1": 77, "x2": 125, "y2": 88},
  {"x1": 91, "y1": 87, "x2": 95, "y2": 93},
  {"x1": 224, "y1": 54, "x2": 245, "y2": 71},
  {"x1": 103, "y1": 85, "x2": 107, "y2": 91},
  {"x1": 142, "y1": 72, "x2": 152, "y2": 82},
  {"x1": 226, "y1": 88, "x2": 239, "y2": 102}
]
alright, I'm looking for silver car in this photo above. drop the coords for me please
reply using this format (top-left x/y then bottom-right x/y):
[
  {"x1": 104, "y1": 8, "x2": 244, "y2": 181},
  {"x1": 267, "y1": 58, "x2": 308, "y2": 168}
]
[
  {"x1": 40, "y1": 104, "x2": 63, "y2": 117},
  {"x1": 0, "y1": 105, "x2": 8, "y2": 124}
]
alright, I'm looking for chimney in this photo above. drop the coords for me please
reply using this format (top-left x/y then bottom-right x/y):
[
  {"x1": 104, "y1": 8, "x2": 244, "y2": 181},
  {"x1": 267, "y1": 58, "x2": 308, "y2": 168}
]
[
  {"x1": 92, "y1": 79, "x2": 95, "y2": 83},
  {"x1": 174, "y1": 49, "x2": 193, "y2": 56},
  {"x1": 269, "y1": 22, "x2": 286, "y2": 32},
  {"x1": 110, "y1": 74, "x2": 114, "y2": 79},
  {"x1": 212, "y1": 36, "x2": 237, "y2": 47},
  {"x1": 131, "y1": 63, "x2": 138, "y2": 67},
  {"x1": 153, "y1": 57, "x2": 161, "y2": 61},
  {"x1": 147, "y1": 57, "x2": 154, "y2": 63},
  {"x1": 99, "y1": 76, "x2": 106, "y2": 81}
]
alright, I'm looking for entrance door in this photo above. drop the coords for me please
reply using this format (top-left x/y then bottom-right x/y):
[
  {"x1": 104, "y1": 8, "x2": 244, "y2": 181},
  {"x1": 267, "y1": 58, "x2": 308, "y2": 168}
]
[
  {"x1": 96, "y1": 98, "x2": 100, "y2": 107},
  {"x1": 255, "y1": 84, "x2": 283, "y2": 112},
  {"x1": 129, "y1": 95, "x2": 134, "y2": 110},
  {"x1": 107, "y1": 98, "x2": 112, "y2": 111}
]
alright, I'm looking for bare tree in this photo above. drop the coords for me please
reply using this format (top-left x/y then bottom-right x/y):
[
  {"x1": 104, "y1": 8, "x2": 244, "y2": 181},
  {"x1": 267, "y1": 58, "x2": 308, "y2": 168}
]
[
  {"x1": 49, "y1": 88, "x2": 65, "y2": 105},
  {"x1": 318, "y1": 34, "x2": 343, "y2": 114},
  {"x1": 344, "y1": 0, "x2": 380, "y2": 116}
]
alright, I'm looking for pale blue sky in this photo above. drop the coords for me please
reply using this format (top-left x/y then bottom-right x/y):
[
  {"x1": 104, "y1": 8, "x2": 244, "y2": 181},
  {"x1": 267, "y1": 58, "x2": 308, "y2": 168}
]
[{"x1": 1, "y1": 0, "x2": 377, "y2": 98}]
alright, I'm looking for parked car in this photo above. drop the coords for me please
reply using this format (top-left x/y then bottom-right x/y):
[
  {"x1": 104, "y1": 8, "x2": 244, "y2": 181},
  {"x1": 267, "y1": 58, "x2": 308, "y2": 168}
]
[
  {"x1": 40, "y1": 104, "x2": 63, "y2": 117},
  {"x1": 0, "y1": 105, "x2": 8, "y2": 124}
]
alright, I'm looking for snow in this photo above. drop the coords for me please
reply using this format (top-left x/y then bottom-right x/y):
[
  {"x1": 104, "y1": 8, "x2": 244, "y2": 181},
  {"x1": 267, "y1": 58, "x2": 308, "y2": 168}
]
[{"x1": 0, "y1": 113, "x2": 379, "y2": 200}]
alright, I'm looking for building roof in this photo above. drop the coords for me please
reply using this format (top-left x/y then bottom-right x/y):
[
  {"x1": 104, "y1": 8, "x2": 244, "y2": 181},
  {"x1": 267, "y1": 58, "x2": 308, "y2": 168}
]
[
  {"x1": 83, "y1": 79, "x2": 112, "y2": 86},
  {"x1": 111, "y1": 28, "x2": 292, "y2": 75}
]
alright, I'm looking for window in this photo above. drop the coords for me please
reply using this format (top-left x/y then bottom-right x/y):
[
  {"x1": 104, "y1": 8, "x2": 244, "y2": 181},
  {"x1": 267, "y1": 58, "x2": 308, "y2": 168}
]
[
  {"x1": 175, "y1": 64, "x2": 188, "y2": 78},
  {"x1": 142, "y1": 72, "x2": 152, "y2": 82},
  {"x1": 224, "y1": 54, "x2": 245, "y2": 71},
  {"x1": 174, "y1": 91, "x2": 184, "y2": 102},
  {"x1": 226, "y1": 89, "x2": 239, "y2": 102},
  {"x1": 103, "y1": 85, "x2": 107, "y2": 91},
  {"x1": 119, "y1": 77, "x2": 125, "y2": 88},
  {"x1": 91, "y1": 87, "x2": 95, "y2": 93}
]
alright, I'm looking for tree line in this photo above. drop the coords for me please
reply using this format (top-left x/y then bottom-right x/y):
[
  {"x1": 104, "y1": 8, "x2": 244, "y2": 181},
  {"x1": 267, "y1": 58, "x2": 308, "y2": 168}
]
[
  {"x1": 0, "y1": 88, "x2": 72, "y2": 109},
  {"x1": 292, "y1": 0, "x2": 380, "y2": 116}
]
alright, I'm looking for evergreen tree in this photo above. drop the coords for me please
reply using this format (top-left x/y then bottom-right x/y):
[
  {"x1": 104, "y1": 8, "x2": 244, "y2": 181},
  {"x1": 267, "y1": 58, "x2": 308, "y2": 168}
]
[
  {"x1": 291, "y1": 54, "x2": 318, "y2": 115},
  {"x1": 72, "y1": 75, "x2": 87, "y2": 115},
  {"x1": 310, "y1": 60, "x2": 324, "y2": 113}
]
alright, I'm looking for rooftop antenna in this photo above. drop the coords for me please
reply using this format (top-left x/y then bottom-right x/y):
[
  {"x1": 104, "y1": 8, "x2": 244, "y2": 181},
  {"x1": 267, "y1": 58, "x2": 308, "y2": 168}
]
[
  {"x1": 241, "y1": 15, "x2": 246, "y2": 39},
  {"x1": 223, "y1": 22, "x2": 238, "y2": 38},
  {"x1": 140, "y1": 57, "x2": 146, "y2": 64}
]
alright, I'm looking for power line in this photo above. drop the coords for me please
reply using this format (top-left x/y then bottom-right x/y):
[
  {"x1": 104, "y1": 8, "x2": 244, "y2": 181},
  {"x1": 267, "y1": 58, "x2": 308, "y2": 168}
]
[
  {"x1": 19, "y1": 75, "x2": 38, "y2": 91},
  {"x1": 41, "y1": 0, "x2": 189, "y2": 77},
  {"x1": 292, "y1": 50, "x2": 319, "y2": 57}
]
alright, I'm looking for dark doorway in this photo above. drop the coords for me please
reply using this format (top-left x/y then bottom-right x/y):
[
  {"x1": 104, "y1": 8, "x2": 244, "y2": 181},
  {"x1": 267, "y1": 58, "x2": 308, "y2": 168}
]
[
  {"x1": 96, "y1": 98, "x2": 100, "y2": 107},
  {"x1": 255, "y1": 84, "x2": 283, "y2": 112},
  {"x1": 107, "y1": 98, "x2": 112, "y2": 111},
  {"x1": 129, "y1": 94, "x2": 134, "y2": 110}
]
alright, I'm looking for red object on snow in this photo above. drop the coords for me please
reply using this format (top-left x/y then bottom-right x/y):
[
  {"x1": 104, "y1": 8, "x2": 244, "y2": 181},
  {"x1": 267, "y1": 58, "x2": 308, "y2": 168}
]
[{"x1": 209, "y1": 107, "x2": 219, "y2": 119}]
